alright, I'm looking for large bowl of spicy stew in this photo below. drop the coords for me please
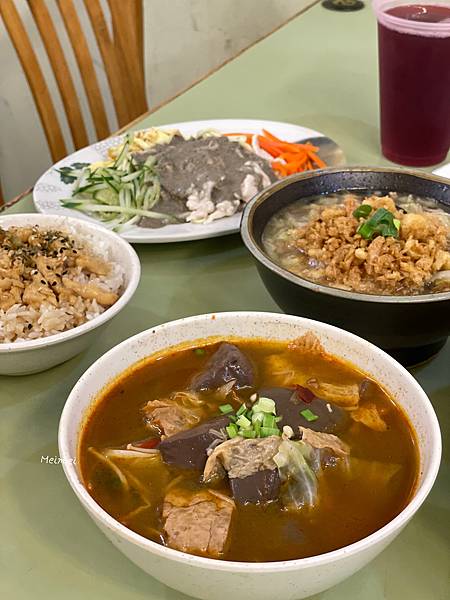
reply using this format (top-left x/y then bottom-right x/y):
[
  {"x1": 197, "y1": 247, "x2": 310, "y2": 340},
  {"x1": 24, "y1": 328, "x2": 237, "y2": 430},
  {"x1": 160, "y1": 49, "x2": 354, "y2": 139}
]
[
  {"x1": 240, "y1": 166, "x2": 450, "y2": 367},
  {"x1": 59, "y1": 312, "x2": 441, "y2": 600}
]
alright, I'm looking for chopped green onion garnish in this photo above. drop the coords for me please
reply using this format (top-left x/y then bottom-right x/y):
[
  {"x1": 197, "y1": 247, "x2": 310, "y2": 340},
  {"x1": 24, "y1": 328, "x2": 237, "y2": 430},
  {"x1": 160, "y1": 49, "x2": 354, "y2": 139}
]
[
  {"x1": 300, "y1": 409, "x2": 319, "y2": 422},
  {"x1": 353, "y1": 204, "x2": 372, "y2": 219},
  {"x1": 236, "y1": 415, "x2": 252, "y2": 429},
  {"x1": 194, "y1": 348, "x2": 205, "y2": 356},
  {"x1": 251, "y1": 412, "x2": 264, "y2": 425},
  {"x1": 226, "y1": 424, "x2": 238, "y2": 438},
  {"x1": 356, "y1": 208, "x2": 400, "y2": 240},
  {"x1": 223, "y1": 396, "x2": 282, "y2": 439},
  {"x1": 393, "y1": 218, "x2": 401, "y2": 230},
  {"x1": 236, "y1": 404, "x2": 247, "y2": 417},
  {"x1": 261, "y1": 427, "x2": 281, "y2": 437},
  {"x1": 263, "y1": 414, "x2": 276, "y2": 429},
  {"x1": 252, "y1": 397, "x2": 276, "y2": 414}
]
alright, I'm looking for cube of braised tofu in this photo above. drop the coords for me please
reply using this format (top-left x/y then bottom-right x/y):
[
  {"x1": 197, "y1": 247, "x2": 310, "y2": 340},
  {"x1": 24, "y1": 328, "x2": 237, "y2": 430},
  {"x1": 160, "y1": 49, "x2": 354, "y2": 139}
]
[
  {"x1": 230, "y1": 469, "x2": 281, "y2": 504},
  {"x1": 157, "y1": 415, "x2": 231, "y2": 470},
  {"x1": 162, "y1": 489, "x2": 234, "y2": 557}
]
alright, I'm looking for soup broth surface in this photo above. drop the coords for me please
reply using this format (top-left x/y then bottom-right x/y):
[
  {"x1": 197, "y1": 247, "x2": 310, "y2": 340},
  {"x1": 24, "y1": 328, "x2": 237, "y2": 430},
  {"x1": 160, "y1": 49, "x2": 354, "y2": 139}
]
[{"x1": 80, "y1": 337, "x2": 418, "y2": 562}]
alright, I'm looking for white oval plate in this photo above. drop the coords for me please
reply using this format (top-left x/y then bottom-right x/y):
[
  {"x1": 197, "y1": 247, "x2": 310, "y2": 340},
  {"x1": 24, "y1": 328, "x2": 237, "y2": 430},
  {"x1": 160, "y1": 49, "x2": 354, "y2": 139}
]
[{"x1": 34, "y1": 118, "x2": 335, "y2": 243}]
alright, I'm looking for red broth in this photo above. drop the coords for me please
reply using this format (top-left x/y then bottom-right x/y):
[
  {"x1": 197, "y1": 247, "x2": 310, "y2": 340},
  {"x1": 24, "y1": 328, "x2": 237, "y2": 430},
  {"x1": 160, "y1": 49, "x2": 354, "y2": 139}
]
[
  {"x1": 377, "y1": 4, "x2": 450, "y2": 166},
  {"x1": 79, "y1": 338, "x2": 419, "y2": 562}
]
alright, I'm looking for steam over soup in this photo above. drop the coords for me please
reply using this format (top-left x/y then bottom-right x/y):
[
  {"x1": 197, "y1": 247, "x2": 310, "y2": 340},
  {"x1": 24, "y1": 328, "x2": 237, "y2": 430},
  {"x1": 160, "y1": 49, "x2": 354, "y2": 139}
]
[
  {"x1": 79, "y1": 334, "x2": 418, "y2": 562},
  {"x1": 262, "y1": 191, "x2": 450, "y2": 295}
]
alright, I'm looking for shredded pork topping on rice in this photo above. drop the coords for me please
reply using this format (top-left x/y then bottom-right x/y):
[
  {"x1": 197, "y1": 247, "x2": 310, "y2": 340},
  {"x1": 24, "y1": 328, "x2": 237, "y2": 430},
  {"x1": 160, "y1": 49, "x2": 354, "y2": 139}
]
[
  {"x1": 274, "y1": 194, "x2": 450, "y2": 295},
  {"x1": 0, "y1": 225, "x2": 123, "y2": 342}
]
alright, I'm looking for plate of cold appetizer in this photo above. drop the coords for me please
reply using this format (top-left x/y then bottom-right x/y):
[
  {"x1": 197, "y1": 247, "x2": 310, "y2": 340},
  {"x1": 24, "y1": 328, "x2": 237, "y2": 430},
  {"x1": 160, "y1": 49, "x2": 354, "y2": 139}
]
[{"x1": 33, "y1": 119, "x2": 344, "y2": 243}]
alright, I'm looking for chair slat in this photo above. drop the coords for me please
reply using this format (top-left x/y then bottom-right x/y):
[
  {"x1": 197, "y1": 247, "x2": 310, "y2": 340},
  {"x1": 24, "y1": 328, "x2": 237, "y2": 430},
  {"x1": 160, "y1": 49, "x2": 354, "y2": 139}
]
[
  {"x1": 57, "y1": 0, "x2": 110, "y2": 140},
  {"x1": 83, "y1": 0, "x2": 132, "y2": 127},
  {"x1": 0, "y1": 0, "x2": 67, "y2": 161},
  {"x1": 108, "y1": 0, "x2": 147, "y2": 118},
  {"x1": 28, "y1": 0, "x2": 89, "y2": 150},
  {"x1": 132, "y1": 0, "x2": 145, "y2": 83}
]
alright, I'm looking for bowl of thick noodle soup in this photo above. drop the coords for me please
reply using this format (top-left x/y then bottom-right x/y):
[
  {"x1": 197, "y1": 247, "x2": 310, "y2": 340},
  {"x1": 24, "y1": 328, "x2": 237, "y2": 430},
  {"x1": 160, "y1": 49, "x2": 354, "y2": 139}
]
[
  {"x1": 241, "y1": 167, "x2": 450, "y2": 366},
  {"x1": 59, "y1": 312, "x2": 441, "y2": 600}
]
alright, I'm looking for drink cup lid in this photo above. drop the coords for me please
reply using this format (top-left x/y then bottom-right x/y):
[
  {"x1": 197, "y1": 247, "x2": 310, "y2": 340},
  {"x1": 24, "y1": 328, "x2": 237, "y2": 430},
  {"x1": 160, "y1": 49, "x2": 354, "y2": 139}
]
[{"x1": 372, "y1": 0, "x2": 450, "y2": 37}]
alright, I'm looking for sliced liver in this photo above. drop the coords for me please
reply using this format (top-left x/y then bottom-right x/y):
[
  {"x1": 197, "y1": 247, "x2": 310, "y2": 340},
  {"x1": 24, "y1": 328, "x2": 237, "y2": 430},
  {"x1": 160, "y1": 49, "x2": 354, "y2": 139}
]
[
  {"x1": 158, "y1": 415, "x2": 230, "y2": 470},
  {"x1": 190, "y1": 343, "x2": 255, "y2": 391},
  {"x1": 259, "y1": 387, "x2": 349, "y2": 435}
]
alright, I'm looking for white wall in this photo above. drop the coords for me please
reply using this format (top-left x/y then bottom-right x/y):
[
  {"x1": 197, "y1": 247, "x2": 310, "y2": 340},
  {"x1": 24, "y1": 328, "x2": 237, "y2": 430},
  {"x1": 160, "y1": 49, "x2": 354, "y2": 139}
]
[{"x1": 0, "y1": 0, "x2": 312, "y2": 200}]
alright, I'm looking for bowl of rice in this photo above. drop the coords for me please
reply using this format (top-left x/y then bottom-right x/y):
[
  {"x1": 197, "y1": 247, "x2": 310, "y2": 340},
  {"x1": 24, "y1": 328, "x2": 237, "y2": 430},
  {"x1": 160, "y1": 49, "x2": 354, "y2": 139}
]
[{"x1": 0, "y1": 214, "x2": 140, "y2": 375}]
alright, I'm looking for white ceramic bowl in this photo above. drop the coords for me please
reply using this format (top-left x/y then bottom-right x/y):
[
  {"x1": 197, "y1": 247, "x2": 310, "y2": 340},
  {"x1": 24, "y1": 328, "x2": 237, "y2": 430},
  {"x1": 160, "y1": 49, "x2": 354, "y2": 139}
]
[
  {"x1": 0, "y1": 214, "x2": 141, "y2": 375},
  {"x1": 59, "y1": 312, "x2": 441, "y2": 600}
]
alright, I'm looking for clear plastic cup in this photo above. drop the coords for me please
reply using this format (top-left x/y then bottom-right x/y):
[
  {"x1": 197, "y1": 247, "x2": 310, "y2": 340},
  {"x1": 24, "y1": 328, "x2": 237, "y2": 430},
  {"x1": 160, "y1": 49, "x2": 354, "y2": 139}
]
[{"x1": 372, "y1": 1, "x2": 450, "y2": 166}]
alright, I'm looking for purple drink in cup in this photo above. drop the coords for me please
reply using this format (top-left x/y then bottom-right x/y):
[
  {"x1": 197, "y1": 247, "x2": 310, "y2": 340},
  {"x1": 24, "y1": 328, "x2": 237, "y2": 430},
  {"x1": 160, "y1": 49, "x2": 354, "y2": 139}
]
[{"x1": 373, "y1": 1, "x2": 450, "y2": 166}]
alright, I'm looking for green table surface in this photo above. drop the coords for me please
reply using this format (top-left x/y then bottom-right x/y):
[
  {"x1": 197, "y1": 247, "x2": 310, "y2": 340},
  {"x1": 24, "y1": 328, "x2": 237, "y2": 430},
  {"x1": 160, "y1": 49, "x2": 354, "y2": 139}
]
[{"x1": 1, "y1": 3, "x2": 449, "y2": 599}]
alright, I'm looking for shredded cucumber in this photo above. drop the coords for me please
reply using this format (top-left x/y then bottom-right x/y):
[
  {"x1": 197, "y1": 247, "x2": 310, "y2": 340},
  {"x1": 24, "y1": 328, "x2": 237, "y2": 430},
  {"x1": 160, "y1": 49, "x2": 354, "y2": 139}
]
[{"x1": 60, "y1": 134, "x2": 175, "y2": 231}]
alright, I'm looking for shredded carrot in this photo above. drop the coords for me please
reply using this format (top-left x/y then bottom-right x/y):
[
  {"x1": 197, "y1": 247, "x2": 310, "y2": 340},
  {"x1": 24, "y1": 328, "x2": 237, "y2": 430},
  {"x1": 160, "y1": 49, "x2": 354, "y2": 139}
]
[
  {"x1": 262, "y1": 129, "x2": 285, "y2": 143},
  {"x1": 224, "y1": 132, "x2": 253, "y2": 144},
  {"x1": 226, "y1": 129, "x2": 326, "y2": 177}
]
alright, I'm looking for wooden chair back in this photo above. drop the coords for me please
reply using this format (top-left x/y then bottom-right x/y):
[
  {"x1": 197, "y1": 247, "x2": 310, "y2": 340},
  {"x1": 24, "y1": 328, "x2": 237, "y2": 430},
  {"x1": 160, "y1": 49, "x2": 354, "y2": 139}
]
[{"x1": 0, "y1": 0, "x2": 147, "y2": 164}]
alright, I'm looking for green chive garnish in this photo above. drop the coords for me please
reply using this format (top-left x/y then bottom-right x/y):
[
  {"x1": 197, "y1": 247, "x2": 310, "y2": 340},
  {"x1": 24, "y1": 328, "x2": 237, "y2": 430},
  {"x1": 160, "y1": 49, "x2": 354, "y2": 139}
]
[
  {"x1": 226, "y1": 423, "x2": 239, "y2": 438},
  {"x1": 300, "y1": 409, "x2": 319, "y2": 422},
  {"x1": 236, "y1": 415, "x2": 252, "y2": 429},
  {"x1": 223, "y1": 395, "x2": 282, "y2": 440},
  {"x1": 261, "y1": 427, "x2": 281, "y2": 437},
  {"x1": 263, "y1": 414, "x2": 276, "y2": 429},
  {"x1": 251, "y1": 412, "x2": 264, "y2": 425},
  {"x1": 252, "y1": 397, "x2": 276, "y2": 414},
  {"x1": 236, "y1": 404, "x2": 247, "y2": 417},
  {"x1": 356, "y1": 208, "x2": 400, "y2": 240},
  {"x1": 194, "y1": 348, "x2": 205, "y2": 356},
  {"x1": 353, "y1": 204, "x2": 372, "y2": 219}
]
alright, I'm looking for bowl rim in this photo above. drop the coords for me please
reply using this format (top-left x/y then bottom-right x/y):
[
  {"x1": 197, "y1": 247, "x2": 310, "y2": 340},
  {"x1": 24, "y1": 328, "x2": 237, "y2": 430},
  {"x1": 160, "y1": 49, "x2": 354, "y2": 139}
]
[
  {"x1": 58, "y1": 311, "x2": 442, "y2": 573},
  {"x1": 240, "y1": 166, "x2": 450, "y2": 304},
  {"x1": 0, "y1": 213, "x2": 141, "y2": 352}
]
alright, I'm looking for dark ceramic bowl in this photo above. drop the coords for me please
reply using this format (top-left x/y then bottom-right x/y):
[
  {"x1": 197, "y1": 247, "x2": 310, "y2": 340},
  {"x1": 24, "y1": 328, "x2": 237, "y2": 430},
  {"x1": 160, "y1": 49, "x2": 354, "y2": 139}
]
[{"x1": 241, "y1": 167, "x2": 450, "y2": 367}]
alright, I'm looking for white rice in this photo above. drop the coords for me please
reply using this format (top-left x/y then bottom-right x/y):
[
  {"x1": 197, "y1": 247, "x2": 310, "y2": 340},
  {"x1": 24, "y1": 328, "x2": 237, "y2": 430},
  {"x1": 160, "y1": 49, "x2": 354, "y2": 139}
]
[{"x1": 0, "y1": 223, "x2": 124, "y2": 343}]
